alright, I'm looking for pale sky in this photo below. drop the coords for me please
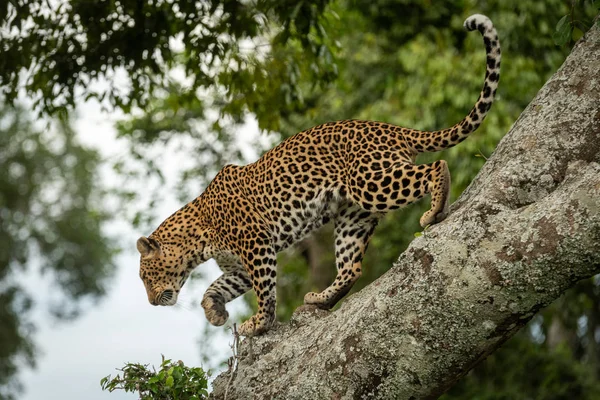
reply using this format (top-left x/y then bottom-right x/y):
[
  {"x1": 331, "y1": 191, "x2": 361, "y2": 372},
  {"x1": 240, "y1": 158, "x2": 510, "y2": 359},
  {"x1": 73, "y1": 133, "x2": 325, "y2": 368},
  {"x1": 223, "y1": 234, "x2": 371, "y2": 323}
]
[{"x1": 17, "y1": 99, "x2": 256, "y2": 399}]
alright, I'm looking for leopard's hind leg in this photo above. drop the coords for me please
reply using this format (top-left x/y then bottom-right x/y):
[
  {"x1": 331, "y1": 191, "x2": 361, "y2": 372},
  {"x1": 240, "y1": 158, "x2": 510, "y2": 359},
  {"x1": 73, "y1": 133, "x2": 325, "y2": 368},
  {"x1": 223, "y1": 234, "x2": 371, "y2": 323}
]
[
  {"x1": 418, "y1": 160, "x2": 451, "y2": 227},
  {"x1": 304, "y1": 204, "x2": 378, "y2": 309},
  {"x1": 348, "y1": 160, "x2": 451, "y2": 228}
]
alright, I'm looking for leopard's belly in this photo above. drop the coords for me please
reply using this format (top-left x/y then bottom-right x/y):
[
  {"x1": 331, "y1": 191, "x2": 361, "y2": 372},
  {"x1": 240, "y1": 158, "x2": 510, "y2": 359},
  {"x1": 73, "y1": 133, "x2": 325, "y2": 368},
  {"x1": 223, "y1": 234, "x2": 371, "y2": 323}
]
[{"x1": 271, "y1": 188, "x2": 344, "y2": 252}]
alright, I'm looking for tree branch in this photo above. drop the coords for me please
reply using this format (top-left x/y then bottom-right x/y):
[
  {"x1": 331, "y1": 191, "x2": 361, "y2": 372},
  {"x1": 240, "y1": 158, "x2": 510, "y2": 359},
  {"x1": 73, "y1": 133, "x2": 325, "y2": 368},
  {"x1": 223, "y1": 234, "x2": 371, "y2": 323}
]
[{"x1": 210, "y1": 22, "x2": 600, "y2": 400}]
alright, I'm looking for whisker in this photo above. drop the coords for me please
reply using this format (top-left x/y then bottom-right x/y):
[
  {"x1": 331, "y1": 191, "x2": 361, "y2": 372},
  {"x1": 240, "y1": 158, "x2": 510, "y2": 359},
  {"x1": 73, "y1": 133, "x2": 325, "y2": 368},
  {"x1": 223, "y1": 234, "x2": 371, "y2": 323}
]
[
  {"x1": 174, "y1": 295, "x2": 199, "y2": 312},
  {"x1": 175, "y1": 302, "x2": 197, "y2": 313},
  {"x1": 176, "y1": 293, "x2": 201, "y2": 307}
]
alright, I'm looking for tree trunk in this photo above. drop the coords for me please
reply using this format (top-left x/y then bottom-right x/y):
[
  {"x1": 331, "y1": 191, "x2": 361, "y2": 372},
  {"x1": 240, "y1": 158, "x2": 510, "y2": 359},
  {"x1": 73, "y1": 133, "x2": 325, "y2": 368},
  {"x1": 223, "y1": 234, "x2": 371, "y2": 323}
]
[
  {"x1": 546, "y1": 316, "x2": 576, "y2": 350},
  {"x1": 211, "y1": 22, "x2": 600, "y2": 400},
  {"x1": 304, "y1": 230, "x2": 335, "y2": 291}
]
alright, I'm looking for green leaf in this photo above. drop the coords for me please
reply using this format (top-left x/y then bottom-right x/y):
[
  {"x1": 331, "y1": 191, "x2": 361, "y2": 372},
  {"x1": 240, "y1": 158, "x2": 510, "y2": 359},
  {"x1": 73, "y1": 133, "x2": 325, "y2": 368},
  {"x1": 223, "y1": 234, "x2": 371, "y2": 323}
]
[
  {"x1": 553, "y1": 15, "x2": 572, "y2": 46},
  {"x1": 572, "y1": 27, "x2": 584, "y2": 42},
  {"x1": 165, "y1": 375, "x2": 174, "y2": 387}
]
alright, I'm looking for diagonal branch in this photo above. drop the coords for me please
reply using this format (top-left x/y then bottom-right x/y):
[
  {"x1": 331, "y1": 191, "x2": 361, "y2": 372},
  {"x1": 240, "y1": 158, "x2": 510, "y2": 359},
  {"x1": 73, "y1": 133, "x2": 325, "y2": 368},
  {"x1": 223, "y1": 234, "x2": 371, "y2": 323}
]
[{"x1": 210, "y1": 22, "x2": 600, "y2": 400}]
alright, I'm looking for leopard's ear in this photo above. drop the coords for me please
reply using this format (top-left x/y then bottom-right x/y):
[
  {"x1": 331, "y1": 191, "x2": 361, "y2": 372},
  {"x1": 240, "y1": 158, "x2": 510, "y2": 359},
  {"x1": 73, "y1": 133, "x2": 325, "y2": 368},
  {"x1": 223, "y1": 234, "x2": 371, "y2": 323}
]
[{"x1": 136, "y1": 236, "x2": 163, "y2": 260}]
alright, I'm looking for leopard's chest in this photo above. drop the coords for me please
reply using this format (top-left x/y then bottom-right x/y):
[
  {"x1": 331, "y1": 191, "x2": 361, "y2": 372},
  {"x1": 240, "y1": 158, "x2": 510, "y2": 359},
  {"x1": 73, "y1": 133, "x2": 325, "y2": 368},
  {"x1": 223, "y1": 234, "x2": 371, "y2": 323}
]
[{"x1": 271, "y1": 189, "x2": 341, "y2": 252}]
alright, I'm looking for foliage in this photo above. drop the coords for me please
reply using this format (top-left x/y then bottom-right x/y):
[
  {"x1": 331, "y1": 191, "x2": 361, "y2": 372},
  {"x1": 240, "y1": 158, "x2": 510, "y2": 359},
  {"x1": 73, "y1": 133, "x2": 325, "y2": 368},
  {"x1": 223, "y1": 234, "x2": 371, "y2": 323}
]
[
  {"x1": 0, "y1": 285, "x2": 35, "y2": 400},
  {"x1": 442, "y1": 325, "x2": 600, "y2": 400},
  {"x1": 553, "y1": 0, "x2": 600, "y2": 46},
  {"x1": 101, "y1": 356, "x2": 209, "y2": 400},
  {"x1": 0, "y1": 104, "x2": 117, "y2": 399},
  {"x1": 0, "y1": 0, "x2": 336, "y2": 129}
]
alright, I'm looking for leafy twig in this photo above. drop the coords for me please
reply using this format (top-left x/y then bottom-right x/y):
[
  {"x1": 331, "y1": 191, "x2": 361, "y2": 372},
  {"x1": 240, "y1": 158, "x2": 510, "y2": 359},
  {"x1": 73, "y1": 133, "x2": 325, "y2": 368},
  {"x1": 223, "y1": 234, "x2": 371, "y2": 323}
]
[{"x1": 100, "y1": 355, "x2": 209, "y2": 399}]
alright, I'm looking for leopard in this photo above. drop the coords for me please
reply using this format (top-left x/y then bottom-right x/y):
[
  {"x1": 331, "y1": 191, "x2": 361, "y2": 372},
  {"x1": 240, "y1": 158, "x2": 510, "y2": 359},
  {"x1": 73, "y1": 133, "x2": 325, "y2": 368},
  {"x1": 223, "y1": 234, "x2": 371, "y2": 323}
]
[{"x1": 136, "y1": 14, "x2": 501, "y2": 336}]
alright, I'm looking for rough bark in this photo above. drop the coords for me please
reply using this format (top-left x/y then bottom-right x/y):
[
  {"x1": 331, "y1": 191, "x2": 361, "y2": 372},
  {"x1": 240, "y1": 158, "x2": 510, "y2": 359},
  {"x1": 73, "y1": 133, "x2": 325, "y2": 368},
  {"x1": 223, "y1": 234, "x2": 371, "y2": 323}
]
[{"x1": 211, "y1": 23, "x2": 600, "y2": 400}]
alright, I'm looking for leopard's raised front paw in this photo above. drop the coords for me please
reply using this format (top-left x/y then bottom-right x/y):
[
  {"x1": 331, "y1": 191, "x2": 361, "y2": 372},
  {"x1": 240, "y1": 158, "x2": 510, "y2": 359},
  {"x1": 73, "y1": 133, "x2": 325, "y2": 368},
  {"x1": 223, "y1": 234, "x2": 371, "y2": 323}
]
[
  {"x1": 201, "y1": 296, "x2": 229, "y2": 326},
  {"x1": 206, "y1": 308, "x2": 229, "y2": 326},
  {"x1": 237, "y1": 314, "x2": 273, "y2": 337}
]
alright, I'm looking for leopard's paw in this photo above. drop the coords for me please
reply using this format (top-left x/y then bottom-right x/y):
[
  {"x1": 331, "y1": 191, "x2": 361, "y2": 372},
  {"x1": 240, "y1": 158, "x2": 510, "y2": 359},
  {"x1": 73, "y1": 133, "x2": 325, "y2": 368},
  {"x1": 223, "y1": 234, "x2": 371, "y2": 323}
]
[
  {"x1": 201, "y1": 296, "x2": 229, "y2": 326},
  {"x1": 303, "y1": 291, "x2": 322, "y2": 305},
  {"x1": 419, "y1": 208, "x2": 448, "y2": 228},
  {"x1": 237, "y1": 314, "x2": 273, "y2": 337},
  {"x1": 206, "y1": 308, "x2": 229, "y2": 326},
  {"x1": 303, "y1": 291, "x2": 331, "y2": 309}
]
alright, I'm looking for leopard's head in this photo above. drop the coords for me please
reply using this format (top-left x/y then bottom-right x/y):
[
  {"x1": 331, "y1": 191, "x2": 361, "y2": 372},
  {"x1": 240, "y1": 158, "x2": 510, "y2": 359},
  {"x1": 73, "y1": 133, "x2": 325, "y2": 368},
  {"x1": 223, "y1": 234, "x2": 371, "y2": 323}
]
[{"x1": 136, "y1": 234, "x2": 208, "y2": 306}]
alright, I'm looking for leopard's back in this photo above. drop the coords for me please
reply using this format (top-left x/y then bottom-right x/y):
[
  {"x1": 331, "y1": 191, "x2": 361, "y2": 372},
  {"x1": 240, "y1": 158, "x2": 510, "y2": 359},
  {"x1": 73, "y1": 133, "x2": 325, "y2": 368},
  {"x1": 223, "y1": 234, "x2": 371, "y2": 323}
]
[{"x1": 240, "y1": 119, "x2": 417, "y2": 250}]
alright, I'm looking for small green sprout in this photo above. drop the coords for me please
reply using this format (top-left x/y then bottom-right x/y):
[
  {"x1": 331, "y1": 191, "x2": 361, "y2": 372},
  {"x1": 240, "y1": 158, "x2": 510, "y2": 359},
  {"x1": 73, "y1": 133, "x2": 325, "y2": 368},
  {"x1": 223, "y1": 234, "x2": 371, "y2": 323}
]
[{"x1": 414, "y1": 224, "x2": 431, "y2": 238}]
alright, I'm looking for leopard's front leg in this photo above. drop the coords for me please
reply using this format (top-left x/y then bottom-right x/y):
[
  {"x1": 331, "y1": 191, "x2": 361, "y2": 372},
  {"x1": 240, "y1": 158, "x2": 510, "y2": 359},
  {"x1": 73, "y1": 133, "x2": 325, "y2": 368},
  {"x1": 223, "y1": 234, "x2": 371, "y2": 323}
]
[
  {"x1": 201, "y1": 268, "x2": 252, "y2": 326},
  {"x1": 237, "y1": 244, "x2": 278, "y2": 336}
]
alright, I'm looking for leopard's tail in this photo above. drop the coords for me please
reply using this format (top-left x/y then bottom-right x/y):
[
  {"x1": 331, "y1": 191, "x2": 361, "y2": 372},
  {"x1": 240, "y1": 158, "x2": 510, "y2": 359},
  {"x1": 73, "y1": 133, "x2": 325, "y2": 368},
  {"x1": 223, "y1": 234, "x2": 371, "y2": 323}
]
[{"x1": 410, "y1": 14, "x2": 501, "y2": 153}]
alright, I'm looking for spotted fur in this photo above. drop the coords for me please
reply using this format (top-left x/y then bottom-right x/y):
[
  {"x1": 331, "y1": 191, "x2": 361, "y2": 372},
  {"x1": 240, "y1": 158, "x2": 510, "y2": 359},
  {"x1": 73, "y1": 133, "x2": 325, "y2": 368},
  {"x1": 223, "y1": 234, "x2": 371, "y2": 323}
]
[{"x1": 136, "y1": 14, "x2": 501, "y2": 336}]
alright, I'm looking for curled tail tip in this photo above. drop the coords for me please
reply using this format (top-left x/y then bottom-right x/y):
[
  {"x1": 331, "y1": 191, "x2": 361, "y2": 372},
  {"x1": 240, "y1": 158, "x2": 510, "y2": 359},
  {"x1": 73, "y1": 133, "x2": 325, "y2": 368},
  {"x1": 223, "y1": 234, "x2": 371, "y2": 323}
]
[{"x1": 464, "y1": 14, "x2": 494, "y2": 32}]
